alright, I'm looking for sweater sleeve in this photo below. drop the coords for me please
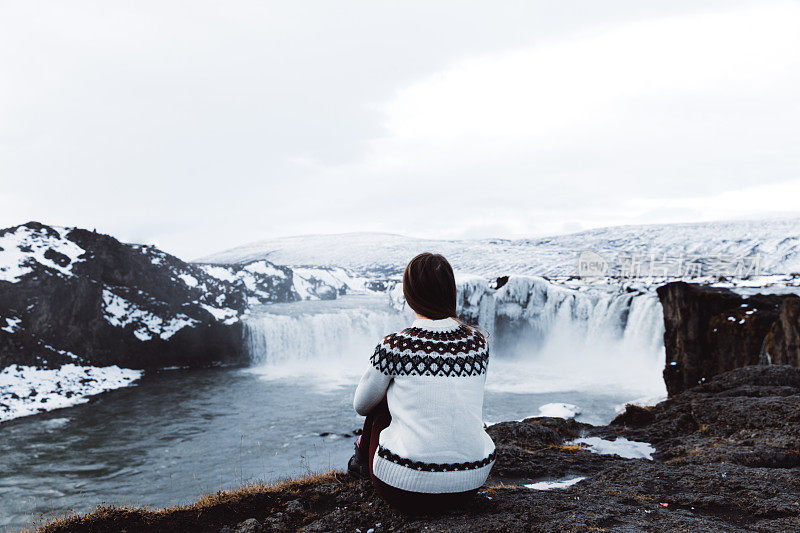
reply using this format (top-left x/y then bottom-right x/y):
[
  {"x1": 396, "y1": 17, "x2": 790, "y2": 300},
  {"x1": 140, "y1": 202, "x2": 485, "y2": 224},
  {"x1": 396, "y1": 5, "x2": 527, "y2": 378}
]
[{"x1": 353, "y1": 340, "x2": 394, "y2": 416}]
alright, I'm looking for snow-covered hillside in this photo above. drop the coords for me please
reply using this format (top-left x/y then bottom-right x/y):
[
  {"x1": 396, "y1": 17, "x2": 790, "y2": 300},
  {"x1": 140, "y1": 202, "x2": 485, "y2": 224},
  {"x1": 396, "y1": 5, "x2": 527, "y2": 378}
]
[
  {"x1": 196, "y1": 218, "x2": 800, "y2": 278},
  {"x1": 0, "y1": 223, "x2": 297, "y2": 362},
  {"x1": 0, "y1": 222, "x2": 304, "y2": 422}
]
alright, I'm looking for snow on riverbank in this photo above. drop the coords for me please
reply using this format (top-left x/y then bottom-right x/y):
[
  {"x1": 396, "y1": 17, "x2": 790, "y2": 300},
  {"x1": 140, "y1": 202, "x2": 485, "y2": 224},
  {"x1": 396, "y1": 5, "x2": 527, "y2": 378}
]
[{"x1": 0, "y1": 364, "x2": 142, "y2": 423}]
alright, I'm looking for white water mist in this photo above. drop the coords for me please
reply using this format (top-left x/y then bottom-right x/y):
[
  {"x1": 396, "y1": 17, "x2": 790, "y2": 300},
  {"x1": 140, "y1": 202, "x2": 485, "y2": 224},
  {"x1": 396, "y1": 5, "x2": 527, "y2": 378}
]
[
  {"x1": 244, "y1": 277, "x2": 667, "y2": 397},
  {"x1": 458, "y1": 276, "x2": 666, "y2": 396}
]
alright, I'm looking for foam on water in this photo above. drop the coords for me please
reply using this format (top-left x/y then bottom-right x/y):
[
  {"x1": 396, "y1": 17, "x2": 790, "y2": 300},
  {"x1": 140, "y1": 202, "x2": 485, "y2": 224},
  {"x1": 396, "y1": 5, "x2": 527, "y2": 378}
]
[{"x1": 537, "y1": 403, "x2": 581, "y2": 419}]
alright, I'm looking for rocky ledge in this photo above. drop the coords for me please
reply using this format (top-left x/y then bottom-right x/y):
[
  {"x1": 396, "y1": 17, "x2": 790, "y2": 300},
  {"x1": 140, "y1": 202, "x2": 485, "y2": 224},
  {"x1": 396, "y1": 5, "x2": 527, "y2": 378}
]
[{"x1": 42, "y1": 365, "x2": 800, "y2": 532}]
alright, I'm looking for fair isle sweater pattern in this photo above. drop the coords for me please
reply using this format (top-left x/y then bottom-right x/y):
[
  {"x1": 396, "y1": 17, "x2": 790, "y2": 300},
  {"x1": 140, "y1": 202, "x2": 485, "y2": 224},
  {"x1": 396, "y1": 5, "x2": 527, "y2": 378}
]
[{"x1": 369, "y1": 325, "x2": 490, "y2": 377}]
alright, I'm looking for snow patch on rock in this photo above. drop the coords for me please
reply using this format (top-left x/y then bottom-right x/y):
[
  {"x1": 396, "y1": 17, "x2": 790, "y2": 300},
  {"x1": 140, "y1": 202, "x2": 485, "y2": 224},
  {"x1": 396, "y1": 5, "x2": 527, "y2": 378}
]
[
  {"x1": 0, "y1": 225, "x2": 85, "y2": 282},
  {"x1": 291, "y1": 270, "x2": 337, "y2": 300},
  {"x1": 102, "y1": 289, "x2": 200, "y2": 340},
  {"x1": 2, "y1": 316, "x2": 22, "y2": 333},
  {"x1": 243, "y1": 260, "x2": 286, "y2": 278},
  {"x1": 200, "y1": 303, "x2": 239, "y2": 325},
  {"x1": 292, "y1": 267, "x2": 374, "y2": 295},
  {"x1": 43, "y1": 345, "x2": 81, "y2": 361},
  {"x1": 200, "y1": 265, "x2": 238, "y2": 283},
  {"x1": 198, "y1": 261, "x2": 290, "y2": 303},
  {"x1": 568, "y1": 437, "x2": 655, "y2": 460},
  {"x1": 178, "y1": 273, "x2": 198, "y2": 287},
  {"x1": 524, "y1": 476, "x2": 586, "y2": 490}
]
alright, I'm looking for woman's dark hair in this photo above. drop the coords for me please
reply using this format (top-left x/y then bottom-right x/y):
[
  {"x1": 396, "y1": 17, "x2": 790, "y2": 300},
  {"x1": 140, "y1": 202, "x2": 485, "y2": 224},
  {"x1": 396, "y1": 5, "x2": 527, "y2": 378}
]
[{"x1": 402, "y1": 253, "x2": 457, "y2": 320}]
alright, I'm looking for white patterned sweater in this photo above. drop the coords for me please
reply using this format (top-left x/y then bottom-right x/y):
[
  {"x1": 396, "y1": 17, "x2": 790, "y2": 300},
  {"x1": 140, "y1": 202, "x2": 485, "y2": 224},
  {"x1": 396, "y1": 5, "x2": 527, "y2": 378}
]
[{"x1": 353, "y1": 317, "x2": 495, "y2": 493}]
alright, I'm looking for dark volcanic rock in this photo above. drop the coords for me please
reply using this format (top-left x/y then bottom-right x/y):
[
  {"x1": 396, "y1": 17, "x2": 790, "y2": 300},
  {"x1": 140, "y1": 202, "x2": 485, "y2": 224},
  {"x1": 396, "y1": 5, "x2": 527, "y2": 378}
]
[
  {"x1": 611, "y1": 366, "x2": 800, "y2": 465},
  {"x1": 764, "y1": 296, "x2": 800, "y2": 367},
  {"x1": 657, "y1": 281, "x2": 800, "y2": 395},
  {"x1": 0, "y1": 222, "x2": 296, "y2": 370},
  {"x1": 486, "y1": 419, "x2": 561, "y2": 448}
]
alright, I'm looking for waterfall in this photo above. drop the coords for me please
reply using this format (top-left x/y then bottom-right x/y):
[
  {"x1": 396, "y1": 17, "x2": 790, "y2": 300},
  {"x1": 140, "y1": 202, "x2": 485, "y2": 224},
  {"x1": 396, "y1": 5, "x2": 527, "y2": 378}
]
[
  {"x1": 243, "y1": 296, "x2": 410, "y2": 384},
  {"x1": 244, "y1": 277, "x2": 667, "y2": 396},
  {"x1": 458, "y1": 276, "x2": 664, "y2": 359},
  {"x1": 620, "y1": 293, "x2": 667, "y2": 358},
  {"x1": 458, "y1": 276, "x2": 667, "y2": 395}
]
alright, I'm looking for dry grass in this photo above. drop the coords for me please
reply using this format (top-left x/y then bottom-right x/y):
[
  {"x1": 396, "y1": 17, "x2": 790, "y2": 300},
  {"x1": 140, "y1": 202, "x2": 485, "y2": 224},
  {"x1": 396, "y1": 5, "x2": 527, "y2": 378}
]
[
  {"x1": 37, "y1": 470, "x2": 345, "y2": 533},
  {"x1": 605, "y1": 489, "x2": 659, "y2": 504},
  {"x1": 485, "y1": 484, "x2": 518, "y2": 491},
  {"x1": 550, "y1": 444, "x2": 588, "y2": 453}
]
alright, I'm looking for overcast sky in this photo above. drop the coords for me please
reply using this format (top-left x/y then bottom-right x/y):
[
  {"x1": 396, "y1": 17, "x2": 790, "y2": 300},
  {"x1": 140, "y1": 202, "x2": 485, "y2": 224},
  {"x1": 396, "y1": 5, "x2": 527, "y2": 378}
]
[{"x1": 2, "y1": 1, "x2": 799, "y2": 260}]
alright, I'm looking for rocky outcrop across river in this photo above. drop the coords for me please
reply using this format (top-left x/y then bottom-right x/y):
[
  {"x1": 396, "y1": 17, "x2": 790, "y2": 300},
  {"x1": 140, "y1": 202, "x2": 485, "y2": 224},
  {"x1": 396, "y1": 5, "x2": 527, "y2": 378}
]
[
  {"x1": 42, "y1": 365, "x2": 800, "y2": 532},
  {"x1": 0, "y1": 222, "x2": 297, "y2": 371},
  {"x1": 658, "y1": 281, "x2": 800, "y2": 395}
]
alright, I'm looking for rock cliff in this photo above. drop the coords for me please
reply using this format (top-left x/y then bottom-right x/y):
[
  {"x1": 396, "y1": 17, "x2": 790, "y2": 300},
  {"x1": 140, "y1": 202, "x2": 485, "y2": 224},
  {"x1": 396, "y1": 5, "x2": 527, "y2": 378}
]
[{"x1": 657, "y1": 281, "x2": 800, "y2": 395}]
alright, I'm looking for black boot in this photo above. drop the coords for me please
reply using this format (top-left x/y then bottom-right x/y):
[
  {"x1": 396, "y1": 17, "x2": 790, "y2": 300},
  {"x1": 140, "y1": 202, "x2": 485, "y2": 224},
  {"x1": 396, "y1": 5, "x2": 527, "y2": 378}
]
[{"x1": 347, "y1": 442, "x2": 370, "y2": 480}]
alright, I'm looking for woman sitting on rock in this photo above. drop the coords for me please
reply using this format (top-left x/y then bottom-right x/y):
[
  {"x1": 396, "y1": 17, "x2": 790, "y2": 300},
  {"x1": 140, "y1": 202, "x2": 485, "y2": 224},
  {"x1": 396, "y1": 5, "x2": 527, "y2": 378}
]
[{"x1": 348, "y1": 252, "x2": 495, "y2": 512}]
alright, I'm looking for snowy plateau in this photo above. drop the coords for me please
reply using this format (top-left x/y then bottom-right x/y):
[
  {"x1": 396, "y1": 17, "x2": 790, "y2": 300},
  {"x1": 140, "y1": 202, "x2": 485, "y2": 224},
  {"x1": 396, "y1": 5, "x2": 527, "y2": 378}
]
[{"x1": 196, "y1": 218, "x2": 800, "y2": 279}]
